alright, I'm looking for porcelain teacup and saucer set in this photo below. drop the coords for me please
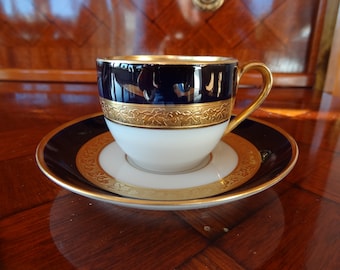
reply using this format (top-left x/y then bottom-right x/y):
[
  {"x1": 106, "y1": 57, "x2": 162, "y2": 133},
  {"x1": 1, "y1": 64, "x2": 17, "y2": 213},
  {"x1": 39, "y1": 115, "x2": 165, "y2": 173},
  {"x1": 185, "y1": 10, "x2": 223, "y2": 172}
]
[{"x1": 36, "y1": 55, "x2": 298, "y2": 210}]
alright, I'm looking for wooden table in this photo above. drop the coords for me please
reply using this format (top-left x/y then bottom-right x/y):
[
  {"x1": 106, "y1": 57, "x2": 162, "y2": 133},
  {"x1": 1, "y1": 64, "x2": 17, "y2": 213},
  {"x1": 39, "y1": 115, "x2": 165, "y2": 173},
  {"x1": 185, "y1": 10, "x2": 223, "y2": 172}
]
[{"x1": 1, "y1": 82, "x2": 339, "y2": 269}]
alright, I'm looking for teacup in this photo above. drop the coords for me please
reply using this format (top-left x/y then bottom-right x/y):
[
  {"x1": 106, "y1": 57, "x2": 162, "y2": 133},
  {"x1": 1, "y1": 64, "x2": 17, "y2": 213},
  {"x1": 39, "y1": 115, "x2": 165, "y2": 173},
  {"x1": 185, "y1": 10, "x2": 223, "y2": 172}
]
[{"x1": 96, "y1": 55, "x2": 272, "y2": 173}]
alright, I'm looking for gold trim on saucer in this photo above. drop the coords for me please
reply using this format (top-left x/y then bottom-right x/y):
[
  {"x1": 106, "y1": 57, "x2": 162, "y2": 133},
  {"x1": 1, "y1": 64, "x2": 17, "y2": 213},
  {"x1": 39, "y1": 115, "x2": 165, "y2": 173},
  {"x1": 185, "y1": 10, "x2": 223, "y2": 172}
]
[
  {"x1": 35, "y1": 113, "x2": 299, "y2": 210},
  {"x1": 75, "y1": 132, "x2": 261, "y2": 200},
  {"x1": 100, "y1": 97, "x2": 232, "y2": 128}
]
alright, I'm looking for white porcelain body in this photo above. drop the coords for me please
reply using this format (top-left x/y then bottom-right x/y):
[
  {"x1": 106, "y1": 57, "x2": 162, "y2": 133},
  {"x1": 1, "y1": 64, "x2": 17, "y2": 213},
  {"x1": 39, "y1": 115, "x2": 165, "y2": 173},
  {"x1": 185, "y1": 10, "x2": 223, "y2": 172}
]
[{"x1": 104, "y1": 118, "x2": 229, "y2": 173}]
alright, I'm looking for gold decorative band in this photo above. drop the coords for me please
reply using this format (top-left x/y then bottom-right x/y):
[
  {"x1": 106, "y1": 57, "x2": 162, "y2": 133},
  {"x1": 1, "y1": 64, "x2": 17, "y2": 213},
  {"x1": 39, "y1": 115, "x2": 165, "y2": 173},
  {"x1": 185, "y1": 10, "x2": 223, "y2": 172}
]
[{"x1": 100, "y1": 97, "x2": 232, "y2": 128}]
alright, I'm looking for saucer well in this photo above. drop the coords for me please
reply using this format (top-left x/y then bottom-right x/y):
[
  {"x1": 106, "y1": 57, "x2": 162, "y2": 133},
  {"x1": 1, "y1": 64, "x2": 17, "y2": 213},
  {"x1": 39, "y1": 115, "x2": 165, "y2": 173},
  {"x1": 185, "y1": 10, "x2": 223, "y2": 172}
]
[
  {"x1": 76, "y1": 132, "x2": 261, "y2": 200},
  {"x1": 36, "y1": 113, "x2": 298, "y2": 210}
]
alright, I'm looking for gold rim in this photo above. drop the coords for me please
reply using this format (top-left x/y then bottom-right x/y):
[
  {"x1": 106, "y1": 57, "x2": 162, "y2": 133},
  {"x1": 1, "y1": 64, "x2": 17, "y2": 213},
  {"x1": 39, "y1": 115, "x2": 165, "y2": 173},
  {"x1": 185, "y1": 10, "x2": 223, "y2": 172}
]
[
  {"x1": 100, "y1": 97, "x2": 232, "y2": 128},
  {"x1": 35, "y1": 113, "x2": 299, "y2": 209},
  {"x1": 97, "y1": 55, "x2": 238, "y2": 65}
]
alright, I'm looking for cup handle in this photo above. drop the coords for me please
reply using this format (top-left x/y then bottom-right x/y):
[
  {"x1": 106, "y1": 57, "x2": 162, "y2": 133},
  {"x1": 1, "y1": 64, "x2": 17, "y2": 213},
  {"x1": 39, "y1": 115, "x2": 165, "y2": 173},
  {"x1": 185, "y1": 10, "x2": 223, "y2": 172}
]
[{"x1": 225, "y1": 62, "x2": 273, "y2": 134}]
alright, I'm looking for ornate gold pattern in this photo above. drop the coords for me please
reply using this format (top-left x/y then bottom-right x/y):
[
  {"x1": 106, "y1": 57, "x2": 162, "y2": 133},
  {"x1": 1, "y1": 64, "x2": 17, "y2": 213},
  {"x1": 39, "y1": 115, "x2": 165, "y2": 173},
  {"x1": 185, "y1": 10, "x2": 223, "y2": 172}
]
[
  {"x1": 100, "y1": 97, "x2": 232, "y2": 128},
  {"x1": 192, "y1": 0, "x2": 225, "y2": 11},
  {"x1": 76, "y1": 132, "x2": 261, "y2": 200}
]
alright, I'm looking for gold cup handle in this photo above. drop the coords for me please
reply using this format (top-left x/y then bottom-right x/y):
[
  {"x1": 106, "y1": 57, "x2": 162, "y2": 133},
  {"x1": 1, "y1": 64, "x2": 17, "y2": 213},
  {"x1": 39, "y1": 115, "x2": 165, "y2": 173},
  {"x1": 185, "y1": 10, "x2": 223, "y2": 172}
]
[{"x1": 225, "y1": 62, "x2": 273, "y2": 134}]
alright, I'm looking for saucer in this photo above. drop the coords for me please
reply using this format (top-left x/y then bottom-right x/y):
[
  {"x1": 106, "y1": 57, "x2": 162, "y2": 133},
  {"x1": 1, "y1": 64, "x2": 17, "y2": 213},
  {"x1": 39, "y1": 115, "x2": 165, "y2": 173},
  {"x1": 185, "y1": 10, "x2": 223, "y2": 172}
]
[
  {"x1": 36, "y1": 113, "x2": 298, "y2": 210},
  {"x1": 75, "y1": 132, "x2": 261, "y2": 200}
]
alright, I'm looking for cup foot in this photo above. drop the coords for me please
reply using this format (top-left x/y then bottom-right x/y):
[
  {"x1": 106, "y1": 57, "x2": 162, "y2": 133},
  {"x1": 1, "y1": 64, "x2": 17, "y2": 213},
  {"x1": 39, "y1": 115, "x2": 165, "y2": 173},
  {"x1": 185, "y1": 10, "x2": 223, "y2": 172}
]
[{"x1": 126, "y1": 154, "x2": 212, "y2": 175}]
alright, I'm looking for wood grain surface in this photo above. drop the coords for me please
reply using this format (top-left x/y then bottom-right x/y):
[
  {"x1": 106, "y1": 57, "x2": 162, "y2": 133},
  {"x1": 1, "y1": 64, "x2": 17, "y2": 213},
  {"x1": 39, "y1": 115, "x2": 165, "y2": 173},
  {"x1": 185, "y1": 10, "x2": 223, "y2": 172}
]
[{"x1": 0, "y1": 81, "x2": 339, "y2": 269}]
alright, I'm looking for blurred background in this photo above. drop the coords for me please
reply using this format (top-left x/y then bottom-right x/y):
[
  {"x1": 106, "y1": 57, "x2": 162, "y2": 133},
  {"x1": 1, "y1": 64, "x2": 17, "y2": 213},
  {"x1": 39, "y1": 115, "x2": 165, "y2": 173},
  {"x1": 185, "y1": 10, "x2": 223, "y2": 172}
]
[{"x1": 0, "y1": 0, "x2": 339, "y2": 92}]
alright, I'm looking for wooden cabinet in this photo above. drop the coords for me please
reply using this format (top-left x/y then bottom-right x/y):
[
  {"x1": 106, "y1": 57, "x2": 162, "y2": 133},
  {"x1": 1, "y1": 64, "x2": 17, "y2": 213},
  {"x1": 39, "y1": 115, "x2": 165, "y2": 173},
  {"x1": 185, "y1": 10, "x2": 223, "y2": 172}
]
[
  {"x1": 0, "y1": 0, "x2": 330, "y2": 87},
  {"x1": 323, "y1": 5, "x2": 340, "y2": 95}
]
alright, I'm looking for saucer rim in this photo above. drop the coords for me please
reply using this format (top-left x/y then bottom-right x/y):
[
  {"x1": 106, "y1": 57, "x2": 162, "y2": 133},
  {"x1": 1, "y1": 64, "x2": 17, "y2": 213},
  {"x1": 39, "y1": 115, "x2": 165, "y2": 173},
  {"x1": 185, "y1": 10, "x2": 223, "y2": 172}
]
[{"x1": 35, "y1": 112, "x2": 299, "y2": 210}]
